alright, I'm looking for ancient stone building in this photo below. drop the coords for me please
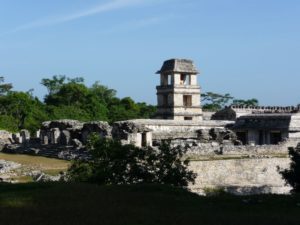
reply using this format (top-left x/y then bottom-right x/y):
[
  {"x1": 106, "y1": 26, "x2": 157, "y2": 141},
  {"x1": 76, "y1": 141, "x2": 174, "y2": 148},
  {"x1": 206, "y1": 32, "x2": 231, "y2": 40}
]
[
  {"x1": 2, "y1": 58, "x2": 300, "y2": 195},
  {"x1": 155, "y1": 59, "x2": 202, "y2": 121}
]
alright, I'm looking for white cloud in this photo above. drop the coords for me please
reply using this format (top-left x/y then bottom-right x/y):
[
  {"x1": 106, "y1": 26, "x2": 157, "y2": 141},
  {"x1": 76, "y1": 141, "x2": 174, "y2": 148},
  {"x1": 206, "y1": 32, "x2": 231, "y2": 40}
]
[
  {"x1": 100, "y1": 15, "x2": 174, "y2": 34},
  {"x1": 0, "y1": 0, "x2": 147, "y2": 36}
]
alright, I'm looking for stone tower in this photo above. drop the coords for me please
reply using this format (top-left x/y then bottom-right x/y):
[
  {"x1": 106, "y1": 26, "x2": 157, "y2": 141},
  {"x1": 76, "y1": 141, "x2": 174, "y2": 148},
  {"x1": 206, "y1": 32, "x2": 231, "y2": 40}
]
[{"x1": 155, "y1": 59, "x2": 202, "y2": 121}]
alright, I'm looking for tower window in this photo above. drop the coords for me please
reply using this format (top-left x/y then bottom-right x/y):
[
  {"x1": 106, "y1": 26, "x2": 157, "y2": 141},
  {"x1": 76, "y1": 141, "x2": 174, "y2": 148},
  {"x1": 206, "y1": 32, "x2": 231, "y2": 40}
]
[
  {"x1": 180, "y1": 74, "x2": 191, "y2": 85},
  {"x1": 183, "y1": 95, "x2": 192, "y2": 107},
  {"x1": 167, "y1": 75, "x2": 172, "y2": 85}
]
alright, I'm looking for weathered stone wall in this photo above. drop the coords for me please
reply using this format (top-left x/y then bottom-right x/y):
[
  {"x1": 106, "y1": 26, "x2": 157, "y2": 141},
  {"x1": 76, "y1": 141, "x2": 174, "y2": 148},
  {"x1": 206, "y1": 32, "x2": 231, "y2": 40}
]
[
  {"x1": 0, "y1": 130, "x2": 13, "y2": 149},
  {"x1": 202, "y1": 112, "x2": 215, "y2": 121},
  {"x1": 128, "y1": 119, "x2": 233, "y2": 140},
  {"x1": 189, "y1": 157, "x2": 292, "y2": 195},
  {"x1": 172, "y1": 139, "x2": 294, "y2": 157}
]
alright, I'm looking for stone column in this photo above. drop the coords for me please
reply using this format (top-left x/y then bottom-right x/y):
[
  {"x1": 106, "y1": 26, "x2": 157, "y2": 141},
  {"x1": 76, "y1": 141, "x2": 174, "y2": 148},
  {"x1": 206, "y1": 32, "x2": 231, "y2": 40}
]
[{"x1": 50, "y1": 128, "x2": 61, "y2": 144}]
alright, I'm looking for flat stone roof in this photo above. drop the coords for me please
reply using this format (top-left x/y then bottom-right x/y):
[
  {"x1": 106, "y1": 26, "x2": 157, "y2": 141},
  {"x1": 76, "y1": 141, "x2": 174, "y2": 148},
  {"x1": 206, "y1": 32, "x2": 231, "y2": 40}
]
[{"x1": 156, "y1": 59, "x2": 199, "y2": 74}]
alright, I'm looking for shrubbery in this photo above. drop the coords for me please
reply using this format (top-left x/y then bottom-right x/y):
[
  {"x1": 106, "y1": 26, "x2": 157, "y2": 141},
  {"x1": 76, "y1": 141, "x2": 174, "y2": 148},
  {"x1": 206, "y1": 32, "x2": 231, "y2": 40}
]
[
  {"x1": 280, "y1": 144, "x2": 300, "y2": 193},
  {"x1": 68, "y1": 135, "x2": 197, "y2": 187}
]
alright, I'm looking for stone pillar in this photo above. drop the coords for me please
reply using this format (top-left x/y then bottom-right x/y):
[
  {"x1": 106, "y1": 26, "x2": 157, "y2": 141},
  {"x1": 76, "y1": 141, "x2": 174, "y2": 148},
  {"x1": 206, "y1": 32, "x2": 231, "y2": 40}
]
[
  {"x1": 61, "y1": 130, "x2": 71, "y2": 145},
  {"x1": 146, "y1": 132, "x2": 153, "y2": 147},
  {"x1": 12, "y1": 133, "x2": 22, "y2": 144},
  {"x1": 20, "y1": 129, "x2": 30, "y2": 145},
  {"x1": 50, "y1": 128, "x2": 60, "y2": 144},
  {"x1": 36, "y1": 130, "x2": 41, "y2": 139}
]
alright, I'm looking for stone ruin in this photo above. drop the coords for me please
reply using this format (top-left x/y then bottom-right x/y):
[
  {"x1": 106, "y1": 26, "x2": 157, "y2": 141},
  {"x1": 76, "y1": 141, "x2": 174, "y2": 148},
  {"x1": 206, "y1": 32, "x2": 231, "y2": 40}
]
[{"x1": 39, "y1": 120, "x2": 112, "y2": 148}]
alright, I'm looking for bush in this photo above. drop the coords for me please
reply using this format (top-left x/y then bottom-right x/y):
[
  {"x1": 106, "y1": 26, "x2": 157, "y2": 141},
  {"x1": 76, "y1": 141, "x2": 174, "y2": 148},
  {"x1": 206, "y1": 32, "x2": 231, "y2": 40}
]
[
  {"x1": 68, "y1": 135, "x2": 197, "y2": 187},
  {"x1": 280, "y1": 144, "x2": 300, "y2": 193}
]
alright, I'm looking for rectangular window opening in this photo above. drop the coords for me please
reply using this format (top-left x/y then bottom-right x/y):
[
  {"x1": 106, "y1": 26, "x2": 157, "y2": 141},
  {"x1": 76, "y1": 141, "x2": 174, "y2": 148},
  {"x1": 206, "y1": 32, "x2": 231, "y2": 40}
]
[
  {"x1": 167, "y1": 75, "x2": 172, "y2": 85},
  {"x1": 180, "y1": 74, "x2": 191, "y2": 85},
  {"x1": 184, "y1": 117, "x2": 193, "y2": 121},
  {"x1": 183, "y1": 95, "x2": 192, "y2": 107}
]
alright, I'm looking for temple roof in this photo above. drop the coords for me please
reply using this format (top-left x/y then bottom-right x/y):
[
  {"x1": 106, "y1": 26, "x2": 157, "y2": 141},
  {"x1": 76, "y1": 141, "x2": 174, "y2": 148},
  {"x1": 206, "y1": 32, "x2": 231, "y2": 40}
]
[{"x1": 156, "y1": 59, "x2": 199, "y2": 74}]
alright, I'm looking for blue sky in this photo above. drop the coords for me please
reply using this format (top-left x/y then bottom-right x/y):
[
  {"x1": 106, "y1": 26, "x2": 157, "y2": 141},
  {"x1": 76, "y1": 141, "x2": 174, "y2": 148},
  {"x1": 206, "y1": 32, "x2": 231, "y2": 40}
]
[{"x1": 0, "y1": 0, "x2": 299, "y2": 106}]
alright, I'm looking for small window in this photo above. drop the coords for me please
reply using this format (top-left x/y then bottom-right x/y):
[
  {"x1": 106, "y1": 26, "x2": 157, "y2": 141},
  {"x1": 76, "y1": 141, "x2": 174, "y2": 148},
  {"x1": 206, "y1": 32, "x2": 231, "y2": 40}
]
[
  {"x1": 167, "y1": 75, "x2": 172, "y2": 85},
  {"x1": 184, "y1": 117, "x2": 193, "y2": 121},
  {"x1": 183, "y1": 95, "x2": 192, "y2": 107},
  {"x1": 180, "y1": 74, "x2": 191, "y2": 85}
]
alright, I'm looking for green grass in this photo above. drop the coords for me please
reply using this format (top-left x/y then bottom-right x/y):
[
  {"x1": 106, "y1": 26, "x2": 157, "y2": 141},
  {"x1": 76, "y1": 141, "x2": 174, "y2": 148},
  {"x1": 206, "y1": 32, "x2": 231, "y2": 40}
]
[
  {"x1": 0, "y1": 153, "x2": 70, "y2": 177},
  {"x1": 0, "y1": 183, "x2": 300, "y2": 225}
]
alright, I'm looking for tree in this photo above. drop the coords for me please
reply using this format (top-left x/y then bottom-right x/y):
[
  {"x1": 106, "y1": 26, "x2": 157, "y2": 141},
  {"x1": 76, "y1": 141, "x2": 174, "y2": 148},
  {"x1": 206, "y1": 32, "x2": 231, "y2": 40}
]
[
  {"x1": 201, "y1": 92, "x2": 233, "y2": 111},
  {"x1": 280, "y1": 144, "x2": 300, "y2": 193},
  {"x1": 232, "y1": 98, "x2": 259, "y2": 106},
  {"x1": 41, "y1": 75, "x2": 66, "y2": 95},
  {"x1": 68, "y1": 136, "x2": 197, "y2": 187},
  {"x1": 0, "y1": 76, "x2": 13, "y2": 95},
  {"x1": 90, "y1": 81, "x2": 116, "y2": 105},
  {"x1": 0, "y1": 91, "x2": 47, "y2": 131}
]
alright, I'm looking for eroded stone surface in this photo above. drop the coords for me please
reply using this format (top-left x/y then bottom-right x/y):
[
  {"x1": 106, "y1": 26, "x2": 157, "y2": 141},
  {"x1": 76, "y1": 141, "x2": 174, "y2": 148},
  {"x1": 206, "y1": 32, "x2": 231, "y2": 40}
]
[{"x1": 189, "y1": 157, "x2": 292, "y2": 195}]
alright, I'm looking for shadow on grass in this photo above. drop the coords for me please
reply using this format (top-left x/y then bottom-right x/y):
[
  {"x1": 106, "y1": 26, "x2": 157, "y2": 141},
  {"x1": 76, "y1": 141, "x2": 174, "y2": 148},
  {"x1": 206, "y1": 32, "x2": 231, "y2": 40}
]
[{"x1": 0, "y1": 182, "x2": 300, "y2": 225}]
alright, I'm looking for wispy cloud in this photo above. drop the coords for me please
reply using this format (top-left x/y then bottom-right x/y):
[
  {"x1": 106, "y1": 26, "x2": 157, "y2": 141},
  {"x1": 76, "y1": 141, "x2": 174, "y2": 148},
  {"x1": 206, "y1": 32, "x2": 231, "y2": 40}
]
[
  {"x1": 100, "y1": 14, "x2": 174, "y2": 35},
  {"x1": 0, "y1": 0, "x2": 147, "y2": 36}
]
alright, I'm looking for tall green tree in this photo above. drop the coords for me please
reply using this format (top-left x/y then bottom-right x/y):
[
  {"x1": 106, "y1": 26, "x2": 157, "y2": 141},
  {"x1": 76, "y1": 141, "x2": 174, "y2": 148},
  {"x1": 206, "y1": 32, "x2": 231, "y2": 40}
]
[
  {"x1": 41, "y1": 75, "x2": 66, "y2": 95},
  {"x1": 0, "y1": 91, "x2": 47, "y2": 131}
]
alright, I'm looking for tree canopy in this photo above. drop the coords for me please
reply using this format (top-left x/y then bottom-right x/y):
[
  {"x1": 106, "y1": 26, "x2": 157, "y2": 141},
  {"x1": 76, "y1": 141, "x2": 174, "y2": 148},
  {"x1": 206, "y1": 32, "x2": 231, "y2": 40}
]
[
  {"x1": 0, "y1": 76, "x2": 156, "y2": 133},
  {"x1": 201, "y1": 91, "x2": 259, "y2": 111}
]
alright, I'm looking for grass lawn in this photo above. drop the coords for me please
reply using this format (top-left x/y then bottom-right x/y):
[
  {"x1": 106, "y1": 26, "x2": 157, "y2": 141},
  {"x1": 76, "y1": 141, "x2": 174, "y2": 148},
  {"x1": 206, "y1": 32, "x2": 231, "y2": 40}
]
[
  {"x1": 0, "y1": 183, "x2": 300, "y2": 225},
  {"x1": 0, "y1": 153, "x2": 70, "y2": 175}
]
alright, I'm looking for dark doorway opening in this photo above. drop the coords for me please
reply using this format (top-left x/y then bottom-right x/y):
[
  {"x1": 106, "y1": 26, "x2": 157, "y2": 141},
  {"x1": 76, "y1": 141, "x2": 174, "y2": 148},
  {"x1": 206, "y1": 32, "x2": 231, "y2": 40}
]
[
  {"x1": 259, "y1": 130, "x2": 264, "y2": 145},
  {"x1": 270, "y1": 131, "x2": 282, "y2": 145},
  {"x1": 236, "y1": 132, "x2": 247, "y2": 145},
  {"x1": 142, "y1": 133, "x2": 147, "y2": 147}
]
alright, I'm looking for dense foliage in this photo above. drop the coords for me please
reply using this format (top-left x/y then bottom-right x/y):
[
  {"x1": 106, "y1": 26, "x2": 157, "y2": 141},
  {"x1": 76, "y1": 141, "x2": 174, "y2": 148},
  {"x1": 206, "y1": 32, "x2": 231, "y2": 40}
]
[
  {"x1": 0, "y1": 76, "x2": 156, "y2": 133},
  {"x1": 280, "y1": 144, "x2": 300, "y2": 193},
  {"x1": 68, "y1": 136, "x2": 196, "y2": 187}
]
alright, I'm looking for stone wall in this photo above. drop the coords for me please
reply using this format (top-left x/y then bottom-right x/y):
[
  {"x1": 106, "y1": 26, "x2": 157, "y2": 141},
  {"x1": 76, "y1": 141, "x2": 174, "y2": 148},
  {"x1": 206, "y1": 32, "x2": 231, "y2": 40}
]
[
  {"x1": 171, "y1": 139, "x2": 294, "y2": 157},
  {"x1": 0, "y1": 130, "x2": 13, "y2": 149},
  {"x1": 230, "y1": 105, "x2": 300, "y2": 118},
  {"x1": 127, "y1": 119, "x2": 233, "y2": 141},
  {"x1": 189, "y1": 157, "x2": 292, "y2": 195}
]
